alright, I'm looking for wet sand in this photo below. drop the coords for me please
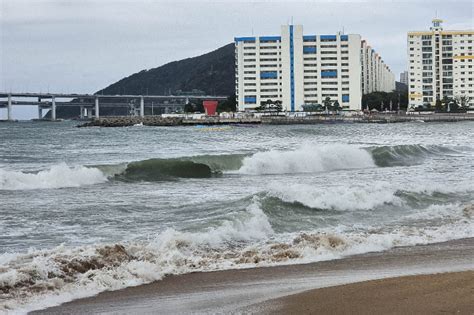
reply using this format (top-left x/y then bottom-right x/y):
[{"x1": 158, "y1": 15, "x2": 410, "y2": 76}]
[
  {"x1": 33, "y1": 238, "x2": 474, "y2": 314},
  {"x1": 251, "y1": 271, "x2": 474, "y2": 314}
]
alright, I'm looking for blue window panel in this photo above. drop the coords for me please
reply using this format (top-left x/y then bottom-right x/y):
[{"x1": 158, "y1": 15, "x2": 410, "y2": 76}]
[
  {"x1": 289, "y1": 25, "x2": 295, "y2": 112},
  {"x1": 321, "y1": 71, "x2": 337, "y2": 77},
  {"x1": 260, "y1": 71, "x2": 278, "y2": 79},
  {"x1": 234, "y1": 37, "x2": 256, "y2": 43},
  {"x1": 244, "y1": 97, "x2": 256, "y2": 104},
  {"x1": 303, "y1": 46, "x2": 317, "y2": 54},
  {"x1": 320, "y1": 35, "x2": 337, "y2": 40},
  {"x1": 342, "y1": 95, "x2": 350, "y2": 102},
  {"x1": 340, "y1": 35, "x2": 348, "y2": 41},
  {"x1": 259, "y1": 36, "x2": 281, "y2": 42},
  {"x1": 303, "y1": 35, "x2": 317, "y2": 41}
]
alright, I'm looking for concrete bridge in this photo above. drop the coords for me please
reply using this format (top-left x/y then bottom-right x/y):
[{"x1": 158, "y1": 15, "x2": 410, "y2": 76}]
[{"x1": 0, "y1": 92, "x2": 228, "y2": 120}]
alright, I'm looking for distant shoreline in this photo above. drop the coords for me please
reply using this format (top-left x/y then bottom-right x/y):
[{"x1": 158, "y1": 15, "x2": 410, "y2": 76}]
[{"x1": 70, "y1": 112, "x2": 474, "y2": 127}]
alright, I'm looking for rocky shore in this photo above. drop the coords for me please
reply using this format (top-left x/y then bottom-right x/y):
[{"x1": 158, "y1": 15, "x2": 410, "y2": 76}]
[{"x1": 78, "y1": 116, "x2": 183, "y2": 127}]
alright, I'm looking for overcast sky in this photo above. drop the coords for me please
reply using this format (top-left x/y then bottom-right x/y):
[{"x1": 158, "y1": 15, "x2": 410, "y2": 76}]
[{"x1": 1, "y1": 0, "x2": 473, "y2": 119}]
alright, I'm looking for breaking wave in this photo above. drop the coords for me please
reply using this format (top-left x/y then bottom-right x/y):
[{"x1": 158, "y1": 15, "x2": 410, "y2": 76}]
[
  {"x1": 265, "y1": 182, "x2": 402, "y2": 211},
  {"x1": 369, "y1": 144, "x2": 457, "y2": 167},
  {"x1": 0, "y1": 164, "x2": 107, "y2": 190},
  {"x1": 237, "y1": 144, "x2": 375, "y2": 175},
  {"x1": 0, "y1": 144, "x2": 462, "y2": 190},
  {"x1": 1, "y1": 196, "x2": 472, "y2": 313}
]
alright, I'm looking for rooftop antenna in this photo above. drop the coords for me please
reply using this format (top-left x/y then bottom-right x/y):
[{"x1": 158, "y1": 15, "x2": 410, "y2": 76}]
[
  {"x1": 291, "y1": 16, "x2": 294, "y2": 25},
  {"x1": 342, "y1": 26, "x2": 345, "y2": 34}
]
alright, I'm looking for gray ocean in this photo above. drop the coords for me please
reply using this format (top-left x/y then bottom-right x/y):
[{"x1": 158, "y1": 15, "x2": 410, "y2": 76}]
[{"x1": 1, "y1": 121, "x2": 473, "y2": 312}]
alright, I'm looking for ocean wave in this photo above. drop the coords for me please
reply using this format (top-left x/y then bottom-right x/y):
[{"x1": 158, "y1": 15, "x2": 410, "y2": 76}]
[
  {"x1": 104, "y1": 154, "x2": 246, "y2": 182},
  {"x1": 261, "y1": 180, "x2": 474, "y2": 212},
  {"x1": 0, "y1": 144, "x2": 463, "y2": 189},
  {"x1": 369, "y1": 144, "x2": 457, "y2": 167},
  {"x1": 237, "y1": 144, "x2": 375, "y2": 175},
  {"x1": 1, "y1": 198, "x2": 472, "y2": 313},
  {"x1": 265, "y1": 182, "x2": 402, "y2": 211},
  {"x1": 0, "y1": 163, "x2": 108, "y2": 190}
]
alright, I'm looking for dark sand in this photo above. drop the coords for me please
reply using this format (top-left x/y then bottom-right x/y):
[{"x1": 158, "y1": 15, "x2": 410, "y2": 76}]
[
  {"x1": 253, "y1": 271, "x2": 474, "y2": 314},
  {"x1": 32, "y1": 238, "x2": 474, "y2": 314}
]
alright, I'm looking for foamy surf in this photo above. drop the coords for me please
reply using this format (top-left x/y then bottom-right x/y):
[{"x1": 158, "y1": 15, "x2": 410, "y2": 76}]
[
  {"x1": 238, "y1": 144, "x2": 375, "y2": 175},
  {"x1": 266, "y1": 181, "x2": 402, "y2": 210},
  {"x1": 0, "y1": 163, "x2": 108, "y2": 190},
  {"x1": 1, "y1": 196, "x2": 473, "y2": 314},
  {"x1": 0, "y1": 143, "x2": 462, "y2": 190}
]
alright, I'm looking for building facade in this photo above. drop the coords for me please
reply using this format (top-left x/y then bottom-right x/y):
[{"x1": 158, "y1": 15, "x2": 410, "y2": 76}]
[
  {"x1": 408, "y1": 19, "x2": 474, "y2": 108},
  {"x1": 235, "y1": 25, "x2": 395, "y2": 111},
  {"x1": 400, "y1": 71, "x2": 409, "y2": 85}
]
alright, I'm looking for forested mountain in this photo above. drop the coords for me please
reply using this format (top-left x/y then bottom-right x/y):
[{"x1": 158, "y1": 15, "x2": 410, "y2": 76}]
[{"x1": 55, "y1": 43, "x2": 235, "y2": 118}]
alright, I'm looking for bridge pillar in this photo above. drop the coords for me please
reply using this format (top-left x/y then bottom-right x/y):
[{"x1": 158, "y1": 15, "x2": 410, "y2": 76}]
[
  {"x1": 51, "y1": 97, "x2": 56, "y2": 121},
  {"x1": 7, "y1": 94, "x2": 12, "y2": 121},
  {"x1": 95, "y1": 97, "x2": 99, "y2": 119},
  {"x1": 140, "y1": 96, "x2": 144, "y2": 117},
  {"x1": 38, "y1": 106, "x2": 42, "y2": 119},
  {"x1": 79, "y1": 106, "x2": 84, "y2": 119}
]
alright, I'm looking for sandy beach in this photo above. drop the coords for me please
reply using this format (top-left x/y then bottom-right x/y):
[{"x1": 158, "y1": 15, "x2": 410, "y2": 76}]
[
  {"x1": 253, "y1": 271, "x2": 474, "y2": 314},
  {"x1": 32, "y1": 238, "x2": 474, "y2": 314}
]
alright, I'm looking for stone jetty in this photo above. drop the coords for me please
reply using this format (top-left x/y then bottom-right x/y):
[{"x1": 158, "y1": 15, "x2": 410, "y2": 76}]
[{"x1": 78, "y1": 116, "x2": 184, "y2": 127}]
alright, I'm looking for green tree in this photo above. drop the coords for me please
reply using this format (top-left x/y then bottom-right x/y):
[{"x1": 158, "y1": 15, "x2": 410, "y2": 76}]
[
  {"x1": 435, "y1": 98, "x2": 443, "y2": 112},
  {"x1": 455, "y1": 95, "x2": 469, "y2": 111},
  {"x1": 450, "y1": 99, "x2": 459, "y2": 112},
  {"x1": 274, "y1": 100, "x2": 283, "y2": 112},
  {"x1": 333, "y1": 100, "x2": 341, "y2": 112},
  {"x1": 217, "y1": 94, "x2": 237, "y2": 112},
  {"x1": 184, "y1": 103, "x2": 194, "y2": 113},
  {"x1": 442, "y1": 96, "x2": 450, "y2": 112},
  {"x1": 323, "y1": 97, "x2": 332, "y2": 111}
]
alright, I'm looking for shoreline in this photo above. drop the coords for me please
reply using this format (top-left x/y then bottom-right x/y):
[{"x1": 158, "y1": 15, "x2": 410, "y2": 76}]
[
  {"x1": 74, "y1": 113, "x2": 474, "y2": 127},
  {"x1": 249, "y1": 271, "x2": 474, "y2": 314},
  {"x1": 32, "y1": 237, "x2": 474, "y2": 314}
]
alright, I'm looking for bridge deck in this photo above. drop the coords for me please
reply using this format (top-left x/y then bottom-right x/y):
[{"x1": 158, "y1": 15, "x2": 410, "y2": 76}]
[{"x1": 0, "y1": 92, "x2": 227, "y2": 100}]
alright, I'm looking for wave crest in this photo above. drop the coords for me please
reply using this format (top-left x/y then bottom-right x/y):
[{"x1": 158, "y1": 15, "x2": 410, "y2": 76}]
[
  {"x1": 238, "y1": 144, "x2": 375, "y2": 175},
  {"x1": 266, "y1": 182, "x2": 401, "y2": 211},
  {"x1": 369, "y1": 144, "x2": 455, "y2": 167},
  {"x1": 0, "y1": 164, "x2": 107, "y2": 190}
]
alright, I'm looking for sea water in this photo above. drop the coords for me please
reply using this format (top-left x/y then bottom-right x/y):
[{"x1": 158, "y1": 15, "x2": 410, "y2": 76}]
[{"x1": 0, "y1": 121, "x2": 473, "y2": 312}]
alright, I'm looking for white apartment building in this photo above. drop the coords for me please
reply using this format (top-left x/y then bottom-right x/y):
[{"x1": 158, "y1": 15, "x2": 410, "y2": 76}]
[
  {"x1": 408, "y1": 19, "x2": 474, "y2": 108},
  {"x1": 235, "y1": 25, "x2": 395, "y2": 111}
]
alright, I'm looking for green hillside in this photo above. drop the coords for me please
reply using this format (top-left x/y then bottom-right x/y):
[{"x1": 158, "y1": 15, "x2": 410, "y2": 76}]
[{"x1": 55, "y1": 43, "x2": 235, "y2": 118}]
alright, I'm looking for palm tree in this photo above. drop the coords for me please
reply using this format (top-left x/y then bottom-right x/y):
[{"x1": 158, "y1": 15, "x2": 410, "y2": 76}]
[
  {"x1": 323, "y1": 97, "x2": 332, "y2": 113},
  {"x1": 333, "y1": 100, "x2": 341, "y2": 113}
]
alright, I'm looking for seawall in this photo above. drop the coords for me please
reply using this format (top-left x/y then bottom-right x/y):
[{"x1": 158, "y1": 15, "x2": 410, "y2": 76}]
[{"x1": 77, "y1": 113, "x2": 474, "y2": 127}]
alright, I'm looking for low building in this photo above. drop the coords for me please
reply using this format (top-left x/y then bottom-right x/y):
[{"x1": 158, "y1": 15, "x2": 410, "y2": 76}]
[{"x1": 235, "y1": 25, "x2": 395, "y2": 112}]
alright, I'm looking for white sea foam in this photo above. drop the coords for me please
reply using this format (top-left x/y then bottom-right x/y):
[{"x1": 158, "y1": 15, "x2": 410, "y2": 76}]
[
  {"x1": 0, "y1": 163, "x2": 108, "y2": 190},
  {"x1": 2, "y1": 198, "x2": 473, "y2": 314},
  {"x1": 266, "y1": 181, "x2": 401, "y2": 210},
  {"x1": 238, "y1": 144, "x2": 375, "y2": 175}
]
